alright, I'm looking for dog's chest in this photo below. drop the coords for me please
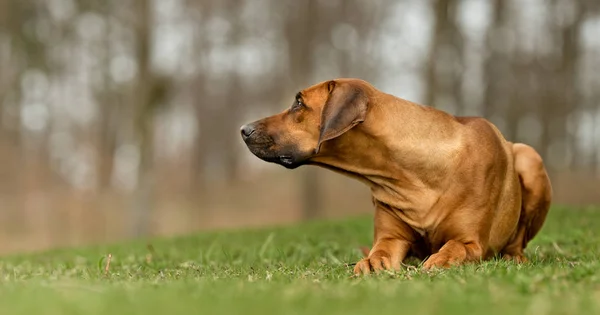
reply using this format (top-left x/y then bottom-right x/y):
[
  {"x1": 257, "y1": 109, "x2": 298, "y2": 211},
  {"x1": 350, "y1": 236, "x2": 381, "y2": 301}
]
[{"x1": 370, "y1": 186, "x2": 438, "y2": 233}]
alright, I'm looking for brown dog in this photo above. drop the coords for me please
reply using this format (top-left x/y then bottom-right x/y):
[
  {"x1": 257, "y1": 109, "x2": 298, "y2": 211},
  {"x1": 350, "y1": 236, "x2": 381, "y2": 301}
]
[{"x1": 240, "y1": 78, "x2": 552, "y2": 274}]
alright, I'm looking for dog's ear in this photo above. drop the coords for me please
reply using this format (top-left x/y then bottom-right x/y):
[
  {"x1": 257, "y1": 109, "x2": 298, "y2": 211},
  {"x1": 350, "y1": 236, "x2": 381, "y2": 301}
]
[{"x1": 316, "y1": 80, "x2": 368, "y2": 152}]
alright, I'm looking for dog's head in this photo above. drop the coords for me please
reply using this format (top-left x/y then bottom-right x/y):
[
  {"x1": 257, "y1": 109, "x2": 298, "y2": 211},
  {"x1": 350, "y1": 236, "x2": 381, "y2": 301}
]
[{"x1": 240, "y1": 78, "x2": 370, "y2": 169}]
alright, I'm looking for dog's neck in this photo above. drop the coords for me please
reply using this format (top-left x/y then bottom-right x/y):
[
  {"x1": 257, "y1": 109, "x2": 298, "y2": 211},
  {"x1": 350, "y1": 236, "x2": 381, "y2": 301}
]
[{"x1": 309, "y1": 95, "x2": 463, "y2": 215}]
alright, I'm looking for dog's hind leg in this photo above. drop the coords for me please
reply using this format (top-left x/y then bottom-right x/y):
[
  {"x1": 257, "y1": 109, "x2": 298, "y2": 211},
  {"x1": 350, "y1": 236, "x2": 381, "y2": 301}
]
[{"x1": 501, "y1": 143, "x2": 552, "y2": 262}]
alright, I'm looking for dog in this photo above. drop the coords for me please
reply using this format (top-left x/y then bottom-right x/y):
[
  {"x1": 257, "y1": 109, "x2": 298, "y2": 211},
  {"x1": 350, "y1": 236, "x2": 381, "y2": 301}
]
[{"x1": 240, "y1": 78, "x2": 552, "y2": 274}]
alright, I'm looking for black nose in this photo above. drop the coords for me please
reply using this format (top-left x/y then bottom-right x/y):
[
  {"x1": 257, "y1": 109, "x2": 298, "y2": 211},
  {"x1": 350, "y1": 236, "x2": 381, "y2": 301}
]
[{"x1": 240, "y1": 124, "x2": 255, "y2": 139}]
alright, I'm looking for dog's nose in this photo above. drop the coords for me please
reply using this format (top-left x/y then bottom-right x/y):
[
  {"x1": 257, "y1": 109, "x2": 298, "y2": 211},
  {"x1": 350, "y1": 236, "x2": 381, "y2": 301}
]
[{"x1": 240, "y1": 124, "x2": 255, "y2": 139}]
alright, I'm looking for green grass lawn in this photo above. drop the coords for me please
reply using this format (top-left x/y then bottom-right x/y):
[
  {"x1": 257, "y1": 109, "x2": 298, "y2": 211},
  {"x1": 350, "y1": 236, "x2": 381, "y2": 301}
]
[{"x1": 0, "y1": 205, "x2": 599, "y2": 315}]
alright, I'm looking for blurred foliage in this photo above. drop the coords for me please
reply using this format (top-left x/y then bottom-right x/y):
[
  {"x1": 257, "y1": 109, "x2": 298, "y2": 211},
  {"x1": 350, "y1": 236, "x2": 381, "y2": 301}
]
[{"x1": 0, "y1": 0, "x2": 598, "y2": 253}]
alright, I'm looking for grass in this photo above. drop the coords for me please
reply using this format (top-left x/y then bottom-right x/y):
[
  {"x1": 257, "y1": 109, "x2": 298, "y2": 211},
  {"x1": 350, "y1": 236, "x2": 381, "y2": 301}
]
[{"x1": 0, "y1": 205, "x2": 599, "y2": 315}]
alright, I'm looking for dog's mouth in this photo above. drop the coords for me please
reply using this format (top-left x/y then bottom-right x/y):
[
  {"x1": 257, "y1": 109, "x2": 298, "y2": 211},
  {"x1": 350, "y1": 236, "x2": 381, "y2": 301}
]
[
  {"x1": 243, "y1": 143, "x2": 290, "y2": 164},
  {"x1": 266, "y1": 154, "x2": 304, "y2": 169},
  {"x1": 278, "y1": 155, "x2": 294, "y2": 165},
  {"x1": 241, "y1": 131, "x2": 308, "y2": 169},
  {"x1": 247, "y1": 149, "x2": 304, "y2": 169}
]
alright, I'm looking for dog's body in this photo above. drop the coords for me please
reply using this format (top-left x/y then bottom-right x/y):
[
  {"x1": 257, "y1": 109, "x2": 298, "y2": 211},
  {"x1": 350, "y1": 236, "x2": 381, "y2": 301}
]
[{"x1": 240, "y1": 78, "x2": 552, "y2": 274}]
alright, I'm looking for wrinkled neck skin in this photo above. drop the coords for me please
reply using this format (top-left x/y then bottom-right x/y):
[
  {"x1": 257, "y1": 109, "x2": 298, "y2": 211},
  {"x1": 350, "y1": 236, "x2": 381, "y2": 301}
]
[{"x1": 307, "y1": 94, "x2": 464, "y2": 225}]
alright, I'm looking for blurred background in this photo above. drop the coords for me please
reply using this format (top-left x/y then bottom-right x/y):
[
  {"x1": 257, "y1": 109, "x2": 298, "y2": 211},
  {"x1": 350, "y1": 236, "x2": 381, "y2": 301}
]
[{"x1": 0, "y1": 0, "x2": 599, "y2": 254}]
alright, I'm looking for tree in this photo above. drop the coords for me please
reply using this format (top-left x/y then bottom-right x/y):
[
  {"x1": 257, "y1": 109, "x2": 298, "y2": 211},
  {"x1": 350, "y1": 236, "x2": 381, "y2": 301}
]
[
  {"x1": 426, "y1": 0, "x2": 464, "y2": 114},
  {"x1": 284, "y1": 0, "x2": 322, "y2": 220},
  {"x1": 131, "y1": 0, "x2": 157, "y2": 237}
]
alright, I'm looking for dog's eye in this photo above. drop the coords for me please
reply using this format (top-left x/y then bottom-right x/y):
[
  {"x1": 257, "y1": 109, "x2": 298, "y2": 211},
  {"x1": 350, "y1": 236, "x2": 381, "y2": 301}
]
[{"x1": 291, "y1": 99, "x2": 304, "y2": 111}]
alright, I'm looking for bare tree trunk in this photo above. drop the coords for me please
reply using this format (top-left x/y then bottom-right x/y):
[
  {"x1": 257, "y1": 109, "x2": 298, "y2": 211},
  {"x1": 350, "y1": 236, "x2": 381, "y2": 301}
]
[
  {"x1": 223, "y1": 76, "x2": 241, "y2": 182},
  {"x1": 482, "y1": 0, "x2": 508, "y2": 120},
  {"x1": 560, "y1": 3, "x2": 582, "y2": 170},
  {"x1": 285, "y1": 0, "x2": 321, "y2": 220},
  {"x1": 97, "y1": 0, "x2": 118, "y2": 190},
  {"x1": 0, "y1": 0, "x2": 8, "y2": 131},
  {"x1": 425, "y1": 0, "x2": 463, "y2": 113},
  {"x1": 188, "y1": 1, "x2": 212, "y2": 192},
  {"x1": 592, "y1": 108, "x2": 599, "y2": 174},
  {"x1": 221, "y1": 4, "x2": 244, "y2": 184},
  {"x1": 539, "y1": 1, "x2": 581, "y2": 171},
  {"x1": 3, "y1": 0, "x2": 23, "y2": 148},
  {"x1": 131, "y1": 0, "x2": 155, "y2": 237},
  {"x1": 190, "y1": 77, "x2": 207, "y2": 192}
]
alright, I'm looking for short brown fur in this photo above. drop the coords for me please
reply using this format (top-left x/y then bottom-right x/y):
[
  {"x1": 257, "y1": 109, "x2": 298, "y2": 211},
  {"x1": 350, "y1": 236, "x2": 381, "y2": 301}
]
[{"x1": 240, "y1": 78, "x2": 552, "y2": 274}]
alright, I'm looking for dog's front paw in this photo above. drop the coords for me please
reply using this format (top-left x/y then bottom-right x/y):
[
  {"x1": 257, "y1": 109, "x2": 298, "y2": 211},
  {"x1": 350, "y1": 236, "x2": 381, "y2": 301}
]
[
  {"x1": 502, "y1": 253, "x2": 529, "y2": 263},
  {"x1": 353, "y1": 251, "x2": 398, "y2": 275},
  {"x1": 423, "y1": 253, "x2": 455, "y2": 270}
]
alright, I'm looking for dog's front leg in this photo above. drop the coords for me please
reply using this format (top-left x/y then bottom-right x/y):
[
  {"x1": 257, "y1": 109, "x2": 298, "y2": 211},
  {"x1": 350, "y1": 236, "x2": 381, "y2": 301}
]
[
  {"x1": 353, "y1": 205, "x2": 414, "y2": 275},
  {"x1": 422, "y1": 240, "x2": 484, "y2": 270}
]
